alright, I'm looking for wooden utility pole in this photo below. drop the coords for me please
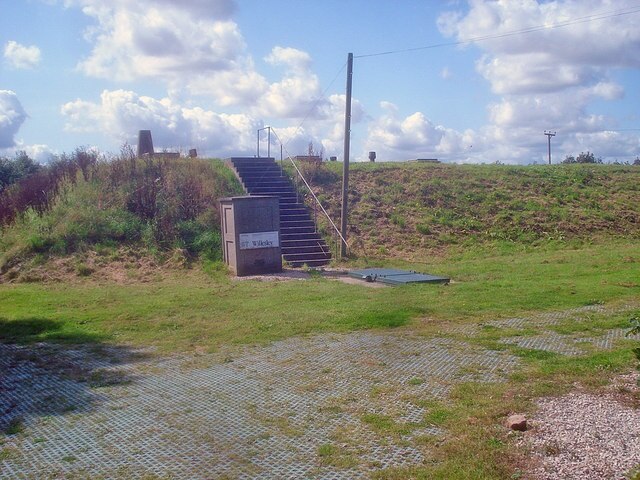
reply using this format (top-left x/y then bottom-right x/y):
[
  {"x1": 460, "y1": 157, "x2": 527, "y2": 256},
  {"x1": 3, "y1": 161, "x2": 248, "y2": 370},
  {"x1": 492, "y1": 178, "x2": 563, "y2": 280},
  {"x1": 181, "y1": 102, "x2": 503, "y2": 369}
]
[
  {"x1": 340, "y1": 53, "x2": 353, "y2": 258},
  {"x1": 544, "y1": 130, "x2": 556, "y2": 164}
]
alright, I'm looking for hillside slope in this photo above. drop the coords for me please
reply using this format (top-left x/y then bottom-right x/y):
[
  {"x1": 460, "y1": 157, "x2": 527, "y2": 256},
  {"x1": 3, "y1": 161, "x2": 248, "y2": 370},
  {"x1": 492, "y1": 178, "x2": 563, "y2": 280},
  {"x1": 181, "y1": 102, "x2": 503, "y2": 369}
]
[
  {"x1": 2, "y1": 158, "x2": 638, "y2": 281},
  {"x1": 305, "y1": 162, "x2": 640, "y2": 260},
  {"x1": 0, "y1": 155, "x2": 243, "y2": 281}
]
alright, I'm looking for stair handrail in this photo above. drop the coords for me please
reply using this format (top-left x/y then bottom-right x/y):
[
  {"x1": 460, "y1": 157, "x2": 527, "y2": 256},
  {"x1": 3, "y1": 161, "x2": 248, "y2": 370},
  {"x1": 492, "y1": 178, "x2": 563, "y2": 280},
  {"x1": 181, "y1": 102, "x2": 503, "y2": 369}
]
[
  {"x1": 286, "y1": 156, "x2": 348, "y2": 256},
  {"x1": 268, "y1": 127, "x2": 348, "y2": 257}
]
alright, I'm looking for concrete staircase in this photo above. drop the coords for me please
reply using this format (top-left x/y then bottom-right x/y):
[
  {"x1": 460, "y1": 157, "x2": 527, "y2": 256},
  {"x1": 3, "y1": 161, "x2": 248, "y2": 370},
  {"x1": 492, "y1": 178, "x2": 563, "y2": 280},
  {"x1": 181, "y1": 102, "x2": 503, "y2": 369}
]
[{"x1": 228, "y1": 157, "x2": 332, "y2": 268}]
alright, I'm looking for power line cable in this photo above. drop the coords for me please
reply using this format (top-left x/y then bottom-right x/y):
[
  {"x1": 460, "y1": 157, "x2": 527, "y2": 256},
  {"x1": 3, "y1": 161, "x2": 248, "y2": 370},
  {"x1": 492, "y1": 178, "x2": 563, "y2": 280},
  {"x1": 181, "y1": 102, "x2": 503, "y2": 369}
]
[
  {"x1": 277, "y1": 61, "x2": 348, "y2": 149},
  {"x1": 355, "y1": 5, "x2": 640, "y2": 59},
  {"x1": 274, "y1": 4, "x2": 640, "y2": 155}
]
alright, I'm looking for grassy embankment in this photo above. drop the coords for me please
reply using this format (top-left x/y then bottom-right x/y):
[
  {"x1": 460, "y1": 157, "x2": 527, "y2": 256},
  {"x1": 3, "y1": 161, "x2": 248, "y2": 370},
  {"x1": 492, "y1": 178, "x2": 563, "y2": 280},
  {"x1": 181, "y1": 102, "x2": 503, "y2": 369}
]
[
  {"x1": 304, "y1": 161, "x2": 640, "y2": 260},
  {"x1": 1, "y1": 158, "x2": 639, "y2": 478},
  {"x1": 0, "y1": 152, "x2": 243, "y2": 278},
  {"x1": 0, "y1": 239, "x2": 637, "y2": 351},
  {"x1": 0, "y1": 160, "x2": 638, "y2": 351}
]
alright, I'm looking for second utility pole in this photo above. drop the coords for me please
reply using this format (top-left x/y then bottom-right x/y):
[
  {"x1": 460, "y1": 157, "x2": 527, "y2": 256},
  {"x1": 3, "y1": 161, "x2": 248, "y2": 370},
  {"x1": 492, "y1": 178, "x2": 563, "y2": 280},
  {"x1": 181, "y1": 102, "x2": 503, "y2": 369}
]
[
  {"x1": 544, "y1": 130, "x2": 556, "y2": 164},
  {"x1": 340, "y1": 52, "x2": 353, "y2": 258}
]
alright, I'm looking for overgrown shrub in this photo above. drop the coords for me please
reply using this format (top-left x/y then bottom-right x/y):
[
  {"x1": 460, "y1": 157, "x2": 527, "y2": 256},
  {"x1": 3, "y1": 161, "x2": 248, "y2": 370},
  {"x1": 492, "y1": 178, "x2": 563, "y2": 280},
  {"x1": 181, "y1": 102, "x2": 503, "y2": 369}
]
[
  {"x1": 0, "y1": 147, "x2": 242, "y2": 269},
  {"x1": 0, "y1": 148, "x2": 97, "y2": 225},
  {"x1": 295, "y1": 159, "x2": 339, "y2": 185},
  {"x1": 0, "y1": 151, "x2": 41, "y2": 192},
  {"x1": 562, "y1": 151, "x2": 603, "y2": 164}
]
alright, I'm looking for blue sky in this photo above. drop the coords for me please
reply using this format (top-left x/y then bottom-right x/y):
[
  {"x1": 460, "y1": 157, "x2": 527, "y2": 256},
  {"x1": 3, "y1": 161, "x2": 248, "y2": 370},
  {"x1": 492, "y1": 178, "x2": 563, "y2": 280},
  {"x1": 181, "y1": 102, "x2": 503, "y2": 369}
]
[{"x1": 1, "y1": 0, "x2": 639, "y2": 164}]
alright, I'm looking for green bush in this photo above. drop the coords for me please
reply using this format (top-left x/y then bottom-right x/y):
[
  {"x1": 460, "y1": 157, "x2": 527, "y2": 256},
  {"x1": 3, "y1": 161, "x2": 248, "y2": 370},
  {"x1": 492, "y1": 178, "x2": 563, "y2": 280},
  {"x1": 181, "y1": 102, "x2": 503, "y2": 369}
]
[
  {"x1": 0, "y1": 152, "x2": 242, "y2": 269},
  {"x1": 27, "y1": 233, "x2": 54, "y2": 253},
  {"x1": 193, "y1": 230, "x2": 222, "y2": 261}
]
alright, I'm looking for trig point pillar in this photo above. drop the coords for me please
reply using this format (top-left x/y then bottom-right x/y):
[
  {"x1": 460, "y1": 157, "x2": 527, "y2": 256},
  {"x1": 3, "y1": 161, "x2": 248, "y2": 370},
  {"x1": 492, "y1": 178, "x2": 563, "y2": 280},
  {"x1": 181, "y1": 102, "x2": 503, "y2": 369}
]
[
  {"x1": 137, "y1": 130, "x2": 154, "y2": 157},
  {"x1": 220, "y1": 196, "x2": 282, "y2": 276}
]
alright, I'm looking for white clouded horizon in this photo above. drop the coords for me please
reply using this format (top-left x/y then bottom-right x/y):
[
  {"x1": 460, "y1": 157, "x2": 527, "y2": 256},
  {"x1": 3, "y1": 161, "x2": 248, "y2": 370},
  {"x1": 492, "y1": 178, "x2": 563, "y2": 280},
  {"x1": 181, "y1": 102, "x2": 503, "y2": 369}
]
[
  {"x1": 364, "y1": 101, "x2": 477, "y2": 162},
  {"x1": 3, "y1": 41, "x2": 42, "y2": 69},
  {"x1": 253, "y1": 47, "x2": 325, "y2": 119},
  {"x1": 29, "y1": 0, "x2": 639, "y2": 164},
  {"x1": 70, "y1": 0, "x2": 246, "y2": 90},
  {"x1": 61, "y1": 89, "x2": 263, "y2": 157},
  {"x1": 59, "y1": 87, "x2": 368, "y2": 160},
  {"x1": 0, "y1": 91, "x2": 54, "y2": 162},
  {"x1": 429, "y1": 0, "x2": 640, "y2": 163}
]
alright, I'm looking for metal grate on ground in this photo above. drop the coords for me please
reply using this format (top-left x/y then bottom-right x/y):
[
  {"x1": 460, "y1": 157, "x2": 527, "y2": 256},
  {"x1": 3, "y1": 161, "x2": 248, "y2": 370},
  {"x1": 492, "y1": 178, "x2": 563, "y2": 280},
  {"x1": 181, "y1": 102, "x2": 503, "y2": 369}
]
[{"x1": 1, "y1": 303, "x2": 637, "y2": 479}]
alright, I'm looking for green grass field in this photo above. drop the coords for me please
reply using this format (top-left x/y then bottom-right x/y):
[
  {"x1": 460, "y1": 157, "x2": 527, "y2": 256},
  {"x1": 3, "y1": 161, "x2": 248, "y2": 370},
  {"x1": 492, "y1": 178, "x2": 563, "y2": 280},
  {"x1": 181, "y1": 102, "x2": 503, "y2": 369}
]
[
  {"x1": 1, "y1": 159, "x2": 639, "y2": 478},
  {"x1": 1, "y1": 239, "x2": 637, "y2": 352}
]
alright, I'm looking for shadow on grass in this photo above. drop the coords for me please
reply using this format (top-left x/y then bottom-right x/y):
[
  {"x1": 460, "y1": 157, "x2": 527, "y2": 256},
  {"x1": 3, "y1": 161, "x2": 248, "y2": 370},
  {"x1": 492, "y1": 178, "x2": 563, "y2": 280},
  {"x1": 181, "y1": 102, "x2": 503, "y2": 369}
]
[
  {"x1": 0, "y1": 316, "x2": 150, "y2": 435},
  {"x1": 0, "y1": 316, "x2": 99, "y2": 344}
]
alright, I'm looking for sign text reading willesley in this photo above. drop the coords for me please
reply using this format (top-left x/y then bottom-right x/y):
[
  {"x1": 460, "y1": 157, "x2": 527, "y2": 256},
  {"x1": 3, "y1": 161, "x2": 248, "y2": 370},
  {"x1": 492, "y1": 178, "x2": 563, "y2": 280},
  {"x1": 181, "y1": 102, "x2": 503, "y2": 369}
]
[{"x1": 239, "y1": 231, "x2": 279, "y2": 250}]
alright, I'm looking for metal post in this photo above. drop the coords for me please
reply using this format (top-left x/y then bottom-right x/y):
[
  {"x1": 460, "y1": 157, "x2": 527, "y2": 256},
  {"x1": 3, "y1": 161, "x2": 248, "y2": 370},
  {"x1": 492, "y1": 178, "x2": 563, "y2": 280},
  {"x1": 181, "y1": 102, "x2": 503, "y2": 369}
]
[
  {"x1": 257, "y1": 126, "x2": 271, "y2": 158},
  {"x1": 267, "y1": 127, "x2": 271, "y2": 159},
  {"x1": 544, "y1": 130, "x2": 556, "y2": 165},
  {"x1": 340, "y1": 52, "x2": 353, "y2": 258}
]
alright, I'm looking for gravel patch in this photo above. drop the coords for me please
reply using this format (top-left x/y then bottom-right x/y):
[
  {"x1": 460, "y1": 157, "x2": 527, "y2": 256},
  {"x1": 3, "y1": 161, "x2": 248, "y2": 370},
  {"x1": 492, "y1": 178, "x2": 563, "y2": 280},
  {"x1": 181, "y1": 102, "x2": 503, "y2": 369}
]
[
  {"x1": 231, "y1": 268, "x2": 389, "y2": 287},
  {"x1": 521, "y1": 374, "x2": 640, "y2": 480},
  {"x1": 231, "y1": 268, "x2": 312, "y2": 282}
]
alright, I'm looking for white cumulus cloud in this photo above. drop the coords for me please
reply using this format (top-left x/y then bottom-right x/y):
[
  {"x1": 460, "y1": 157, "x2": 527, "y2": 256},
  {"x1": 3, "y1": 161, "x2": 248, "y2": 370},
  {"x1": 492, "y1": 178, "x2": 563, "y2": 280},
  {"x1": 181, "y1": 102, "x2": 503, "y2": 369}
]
[
  {"x1": 265, "y1": 46, "x2": 312, "y2": 73},
  {"x1": 3, "y1": 41, "x2": 42, "y2": 69},
  {"x1": 365, "y1": 101, "x2": 472, "y2": 162},
  {"x1": 253, "y1": 47, "x2": 324, "y2": 119},
  {"x1": 433, "y1": 0, "x2": 640, "y2": 163},
  {"x1": 60, "y1": 89, "x2": 262, "y2": 157},
  {"x1": 438, "y1": 0, "x2": 640, "y2": 95},
  {"x1": 0, "y1": 90, "x2": 27, "y2": 149},
  {"x1": 64, "y1": 1, "x2": 337, "y2": 121},
  {"x1": 73, "y1": 1, "x2": 244, "y2": 81}
]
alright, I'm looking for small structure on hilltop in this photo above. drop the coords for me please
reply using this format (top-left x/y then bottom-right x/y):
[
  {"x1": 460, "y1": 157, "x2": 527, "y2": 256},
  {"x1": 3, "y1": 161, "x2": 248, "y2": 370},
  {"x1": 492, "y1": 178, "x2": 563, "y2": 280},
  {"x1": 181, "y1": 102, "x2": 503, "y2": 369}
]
[
  {"x1": 412, "y1": 158, "x2": 440, "y2": 163},
  {"x1": 135, "y1": 130, "x2": 186, "y2": 159},
  {"x1": 288, "y1": 154, "x2": 322, "y2": 163},
  {"x1": 137, "y1": 130, "x2": 154, "y2": 157}
]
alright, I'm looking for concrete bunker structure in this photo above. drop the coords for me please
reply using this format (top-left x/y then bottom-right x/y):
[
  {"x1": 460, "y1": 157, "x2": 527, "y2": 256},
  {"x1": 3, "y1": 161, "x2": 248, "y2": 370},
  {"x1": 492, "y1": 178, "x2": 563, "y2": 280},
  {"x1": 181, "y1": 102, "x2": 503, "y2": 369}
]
[{"x1": 220, "y1": 196, "x2": 282, "y2": 276}]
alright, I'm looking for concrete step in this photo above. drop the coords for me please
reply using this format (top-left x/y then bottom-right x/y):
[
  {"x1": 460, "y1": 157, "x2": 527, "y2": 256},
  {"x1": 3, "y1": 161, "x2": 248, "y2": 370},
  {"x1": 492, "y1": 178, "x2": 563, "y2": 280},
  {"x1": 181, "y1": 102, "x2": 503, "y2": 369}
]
[
  {"x1": 246, "y1": 188, "x2": 296, "y2": 197},
  {"x1": 234, "y1": 164, "x2": 281, "y2": 172},
  {"x1": 232, "y1": 159, "x2": 279, "y2": 166},
  {"x1": 280, "y1": 210, "x2": 311, "y2": 219},
  {"x1": 283, "y1": 252, "x2": 331, "y2": 263},
  {"x1": 281, "y1": 235, "x2": 329, "y2": 245},
  {"x1": 280, "y1": 213, "x2": 311, "y2": 222},
  {"x1": 230, "y1": 159, "x2": 277, "y2": 166},
  {"x1": 238, "y1": 173, "x2": 285, "y2": 182},
  {"x1": 281, "y1": 244, "x2": 331, "y2": 255},
  {"x1": 243, "y1": 180, "x2": 292, "y2": 188},
  {"x1": 278, "y1": 197, "x2": 299, "y2": 205},
  {"x1": 280, "y1": 225, "x2": 317, "y2": 235},
  {"x1": 281, "y1": 220, "x2": 315, "y2": 228},
  {"x1": 283, "y1": 251, "x2": 331, "y2": 260},
  {"x1": 280, "y1": 232, "x2": 326, "y2": 242}
]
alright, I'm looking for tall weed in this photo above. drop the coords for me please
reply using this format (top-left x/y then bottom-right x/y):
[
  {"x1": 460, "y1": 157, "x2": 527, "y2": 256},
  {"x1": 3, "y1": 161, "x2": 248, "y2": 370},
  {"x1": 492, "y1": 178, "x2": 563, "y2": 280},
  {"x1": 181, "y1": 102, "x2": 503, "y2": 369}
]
[{"x1": 0, "y1": 150, "x2": 242, "y2": 269}]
